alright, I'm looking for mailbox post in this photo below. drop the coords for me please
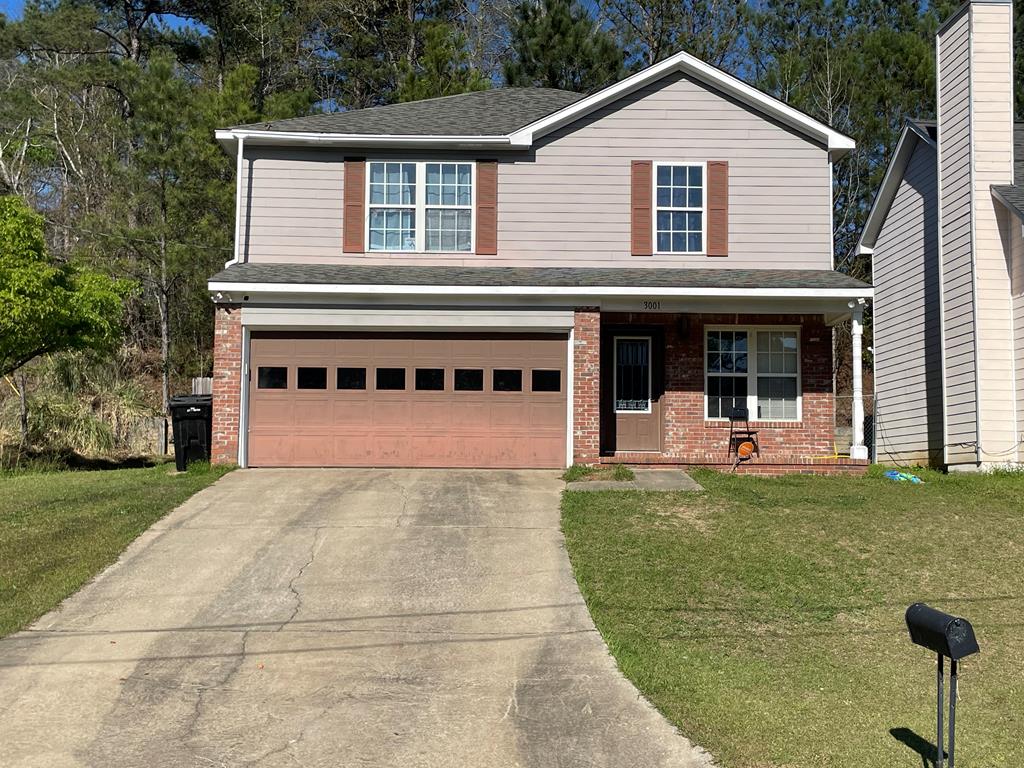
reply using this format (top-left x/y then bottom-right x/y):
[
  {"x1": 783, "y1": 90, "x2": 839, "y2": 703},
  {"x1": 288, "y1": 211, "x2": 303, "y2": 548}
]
[{"x1": 905, "y1": 603, "x2": 980, "y2": 768}]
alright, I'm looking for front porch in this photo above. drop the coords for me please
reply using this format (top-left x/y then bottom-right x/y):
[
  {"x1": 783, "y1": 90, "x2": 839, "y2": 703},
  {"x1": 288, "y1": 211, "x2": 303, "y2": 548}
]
[{"x1": 572, "y1": 308, "x2": 869, "y2": 475}]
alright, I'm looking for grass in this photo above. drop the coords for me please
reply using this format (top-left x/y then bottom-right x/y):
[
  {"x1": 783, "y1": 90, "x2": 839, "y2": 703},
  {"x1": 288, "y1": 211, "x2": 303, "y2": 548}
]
[
  {"x1": 561, "y1": 466, "x2": 1024, "y2": 768},
  {"x1": 0, "y1": 462, "x2": 232, "y2": 638},
  {"x1": 563, "y1": 463, "x2": 636, "y2": 482}
]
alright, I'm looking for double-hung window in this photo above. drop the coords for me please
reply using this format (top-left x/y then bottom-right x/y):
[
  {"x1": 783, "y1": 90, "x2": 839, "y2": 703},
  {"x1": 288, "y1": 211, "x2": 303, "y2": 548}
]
[
  {"x1": 654, "y1": 163, "x2": 704, "y2": 253},
  {"x1": 706, "y1": 328, "x2": 800, "y2": 420},
  {"x1": 367, "y1": 161, "x2": 474, "y2": 252}
]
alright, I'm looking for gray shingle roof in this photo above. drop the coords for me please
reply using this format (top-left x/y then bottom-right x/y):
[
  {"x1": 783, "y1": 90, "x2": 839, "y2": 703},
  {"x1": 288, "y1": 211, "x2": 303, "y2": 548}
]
[
  {"x1": 209, "y1": 263, "x2": 870, "y2": 291},
  {"x1": 231, "y1": 88, "x2": 583, "y2": 136},
  {"x1": 993, "y1": 184, "x2": 1024, "y2": 220}
]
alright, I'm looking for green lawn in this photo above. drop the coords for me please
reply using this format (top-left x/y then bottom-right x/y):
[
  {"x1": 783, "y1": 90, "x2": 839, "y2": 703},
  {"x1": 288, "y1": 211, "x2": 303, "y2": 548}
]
[
  {"x1": 562, "y1": 467, "x2": 1024, "y2": 768},
  {"x1": 0, "y1": 462, "x2": 231, "y2": 638}
]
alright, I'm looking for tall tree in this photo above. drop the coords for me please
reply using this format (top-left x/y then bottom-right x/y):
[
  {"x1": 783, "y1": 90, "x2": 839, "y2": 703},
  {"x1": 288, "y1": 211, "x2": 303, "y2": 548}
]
[
  {"x1": 599, "y1": 0, "x2": 746, "y2": 69},
  {"x1": 396, "y1": 22, "x2": 489, "y2": 101},
  {"x1": 504, "y1": 0, "x2": 624, "y2": 92}
]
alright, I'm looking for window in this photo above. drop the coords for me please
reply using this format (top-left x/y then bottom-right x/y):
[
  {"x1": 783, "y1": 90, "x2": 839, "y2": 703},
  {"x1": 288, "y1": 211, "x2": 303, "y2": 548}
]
[
  {"x1": 368, "y1": 162, "x2": 417, "y2": 251},
  {"x1": 415, "y1": 368, "x2": 445, "y2": 391},
  {"x1": 257, "y1": 366, "x2": 288, "y2": 389},
  {"x1": 654, "y1": 163, "x2": 704, "y2": 253},
  {"x1": 296, "y1": 367, "x2": 327, "y2": 390},
  {"x1": 493, "y1": 369, "x2": 522, "y2": 392},
  {"x1": 376, "y1": 368, "x2": 406, "y2": 390},
  {"x1": 531, "y1": 370, "x2": 561, "y2": 393},
  {"x1": 614, "y1": 337, "x2": 651, "y2": 412},
  {"x1": 337, "y1": 367, "x2": 366, "y2": 390},
  {"x1": 705, "y1": 328, "x2": 800, "y2": 420},
  {"x1": 454, "y1": 369, "x2": 483, "y2": 391},
  {"x1": 367, "y1": 161, "x2": 473, "y2": 253},
  {"x1": 756, "y1": 331, "x2": 799, "y2": 420}
]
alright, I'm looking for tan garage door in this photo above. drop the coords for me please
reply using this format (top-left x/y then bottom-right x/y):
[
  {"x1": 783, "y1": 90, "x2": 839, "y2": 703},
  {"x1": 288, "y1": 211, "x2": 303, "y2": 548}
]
[{"x1": 247, "y1": 332, "x2": 567, "y2": 468}]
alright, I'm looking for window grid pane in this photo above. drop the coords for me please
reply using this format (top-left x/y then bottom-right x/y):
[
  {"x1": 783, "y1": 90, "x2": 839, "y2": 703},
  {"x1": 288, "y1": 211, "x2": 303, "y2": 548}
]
[
  {"x1": 755, "y1": 331, "x2": 798, "y2": 419},
  {"x1": 655, "y1": 164, "x2": 704, "y2": 253},
  {"x1": 425, "y1": 162, "x2": 473, "y2": 252}
]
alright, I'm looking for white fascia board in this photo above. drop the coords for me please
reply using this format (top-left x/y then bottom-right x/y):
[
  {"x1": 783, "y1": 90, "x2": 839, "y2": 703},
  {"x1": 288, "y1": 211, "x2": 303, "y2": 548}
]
[
  {"x1": 507, "y1": 51, "x2": 856, "y2": 155},
  {"x1": 208, "y1": 281, "x2": 873, "y2": 300},
  {"x1": 215, "y1": 129, "x2": 519, "y2": 152},
  {"x1": 856, "y1": 121, "x2": 936, "y2": 254}
]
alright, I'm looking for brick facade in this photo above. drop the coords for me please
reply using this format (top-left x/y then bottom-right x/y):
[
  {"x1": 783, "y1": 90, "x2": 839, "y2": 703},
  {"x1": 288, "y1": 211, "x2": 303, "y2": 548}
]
[
  {"x1": 211, "y1": 304, "x2": 242, "y2": 465},
  {"x1": 577, "y1": 309, "x2": 862, "y2": 473},
  {"x1": 572, "y1": 307, "x2": 601, "y2": 463}
]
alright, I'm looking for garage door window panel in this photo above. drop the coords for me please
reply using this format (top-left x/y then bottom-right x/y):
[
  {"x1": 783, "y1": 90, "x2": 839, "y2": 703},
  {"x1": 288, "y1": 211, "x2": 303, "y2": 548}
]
[
  {"x1": 297, "y1": 367, "x2": 327, "y2": 390},
  {"x1": 257, "y1": 366, "x2": 288, "y2": 389},
  {"x1": 532, "y1": 369, "x2": 561, "y2": 392},
  {"x1": 454, "y1": 369, "x2": 484, "y2": 391},
  {"x1": 493, "y1": 369, "x2": 523, "y2": 392},
  {"x1": 337, "y1": 367, "x2": 367, "y2": 390},
  {"x1": 415, "y1": 368, "x2": 445, "y2": 391},
  {"x1": 376, "y1": 368, "x2": 406, "y2": 390}
]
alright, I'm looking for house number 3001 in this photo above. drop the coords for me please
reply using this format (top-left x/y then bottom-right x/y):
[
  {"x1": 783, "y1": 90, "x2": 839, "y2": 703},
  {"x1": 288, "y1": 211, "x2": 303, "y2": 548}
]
[{"x1": 642, "y1": 301, "x2": 662, "y2": 310}]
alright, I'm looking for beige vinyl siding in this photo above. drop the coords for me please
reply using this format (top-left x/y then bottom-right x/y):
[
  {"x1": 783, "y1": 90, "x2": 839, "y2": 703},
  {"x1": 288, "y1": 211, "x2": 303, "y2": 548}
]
[
  {"x1": 872, "y1": 141, "x2": 943, "y2": 465},
  {"x1": 238, "y1": 71, "x2": 832, "y2": 268},
  {"x1": 497, "y1": 71, "x2": 831, "y2": 268},
  {"x1": 969, "y1": 2, "x2": 1017, "y2": 462},
  {"x1": 239, "y1": 147, "x2": 345, "y2": 262},
  {"x1": 937, "y1": 9, "x2": 979, "y2": 465}
]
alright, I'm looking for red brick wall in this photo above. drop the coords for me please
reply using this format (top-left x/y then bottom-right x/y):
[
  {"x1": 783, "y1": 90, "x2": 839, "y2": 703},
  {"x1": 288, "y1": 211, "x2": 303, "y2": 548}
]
[
  {"x1": 211, "y1": 305, "x2": 242, "y2": 465},
  {"x1": 573, "y1": 307, "x2": 601, "y2": 463},
  {"x1": 594, "y1": 312, "x2": 837, "y2": 464}
]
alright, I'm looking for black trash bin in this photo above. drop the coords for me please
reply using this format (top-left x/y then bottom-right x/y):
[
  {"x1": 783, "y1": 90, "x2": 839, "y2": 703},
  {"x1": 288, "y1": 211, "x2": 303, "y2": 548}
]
[{"x1": 169, "y1": 395, "x2": 213, "y2": 471}]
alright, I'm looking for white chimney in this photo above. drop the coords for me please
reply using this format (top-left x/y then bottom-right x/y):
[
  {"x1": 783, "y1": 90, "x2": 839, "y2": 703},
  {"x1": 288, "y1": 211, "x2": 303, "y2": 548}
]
[{"x1": 936, "y1": 0, "x2": 1016, "y2": 467}]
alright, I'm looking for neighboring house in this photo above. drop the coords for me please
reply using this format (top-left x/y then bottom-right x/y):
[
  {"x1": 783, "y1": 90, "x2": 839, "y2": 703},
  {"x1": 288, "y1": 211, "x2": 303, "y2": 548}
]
[
  {"x1": 207, "y1": 50, "x2": 872, "y2": 473},
  {"x1": 859, "y1": 0, "x2": 1021, "y2": 470}
]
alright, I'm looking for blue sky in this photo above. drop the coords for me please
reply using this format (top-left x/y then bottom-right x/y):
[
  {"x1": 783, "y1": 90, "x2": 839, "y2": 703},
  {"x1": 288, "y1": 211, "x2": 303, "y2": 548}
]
[{"x1": 1, "y1": 0, "x2": 198, "y2": 28}]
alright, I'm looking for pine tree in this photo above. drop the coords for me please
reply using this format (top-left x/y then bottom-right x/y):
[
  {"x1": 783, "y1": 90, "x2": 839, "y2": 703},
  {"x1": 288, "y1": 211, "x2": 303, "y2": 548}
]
[{"x1": 504, "y1": 0, "x2": 624, "y2": 92}]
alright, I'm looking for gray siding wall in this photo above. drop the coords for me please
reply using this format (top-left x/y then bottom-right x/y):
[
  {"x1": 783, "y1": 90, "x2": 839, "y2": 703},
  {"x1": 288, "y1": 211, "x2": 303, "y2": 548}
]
[
  {"x1": 873, "y1": 140, "x2": 943, "y2": 465},
  {"x1": 238, "y1": 70, "x2": 833, "y2": 269},
  {"x1": 937, "y1": 9, "x2": 979, "y2": 465},
  {"x1": 1012, "y1": 219, "x2": 1024, "y2": 463}
]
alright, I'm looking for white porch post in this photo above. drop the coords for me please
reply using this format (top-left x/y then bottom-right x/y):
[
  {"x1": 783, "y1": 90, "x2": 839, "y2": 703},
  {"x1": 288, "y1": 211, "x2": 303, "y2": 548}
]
[{"x1": 849, "y1": 301, "x2": 868, "y2": 460}]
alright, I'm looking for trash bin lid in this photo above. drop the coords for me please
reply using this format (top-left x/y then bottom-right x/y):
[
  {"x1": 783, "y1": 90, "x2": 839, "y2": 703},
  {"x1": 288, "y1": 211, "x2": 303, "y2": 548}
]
[{"x1": 169, "y1": 394, "x2": 213, "y2": 408}]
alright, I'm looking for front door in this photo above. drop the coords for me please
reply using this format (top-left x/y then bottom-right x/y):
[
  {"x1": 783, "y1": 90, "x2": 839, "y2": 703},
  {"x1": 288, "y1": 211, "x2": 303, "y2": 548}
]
[{"x1": 612, "y1": 335, "x2": 662, "y2": 452}]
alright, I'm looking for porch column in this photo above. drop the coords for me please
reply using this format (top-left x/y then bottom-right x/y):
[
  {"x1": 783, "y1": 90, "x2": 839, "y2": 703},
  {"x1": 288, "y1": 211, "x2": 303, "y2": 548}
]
[{"x1": 850, "y1": 302, "x2": 868, "y2": 460}]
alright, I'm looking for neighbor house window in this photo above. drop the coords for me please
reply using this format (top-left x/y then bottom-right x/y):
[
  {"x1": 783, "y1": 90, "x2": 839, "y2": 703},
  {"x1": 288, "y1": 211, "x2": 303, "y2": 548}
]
[
  {"x1": 706, "y1": 328, "x2": 800, "y2": 420},
  {"x1": 367, "y1": 161, "x2": 473, "y2": 252},
  {"x1": 654, "y1": 163, "x2": 704, "y2": 253}
]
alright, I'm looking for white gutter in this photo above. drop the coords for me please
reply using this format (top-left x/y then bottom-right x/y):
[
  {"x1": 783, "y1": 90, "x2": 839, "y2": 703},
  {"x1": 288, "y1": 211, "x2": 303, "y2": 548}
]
[
  {"x1": 207, "y1": 281, "x2": 873, "y2": 300},
  {"x1": 215, "y1": 129, "x2": 523, "y2": 149}
]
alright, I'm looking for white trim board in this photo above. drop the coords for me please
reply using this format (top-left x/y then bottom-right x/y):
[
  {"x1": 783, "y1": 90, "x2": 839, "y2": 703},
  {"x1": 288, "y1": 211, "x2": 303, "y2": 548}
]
[
  {"x1": 240, "y1": 306, "x2": 575, "y2": 331},
  {"x1": 210, "y1": 282, "x2": 873, "y2": 300}
]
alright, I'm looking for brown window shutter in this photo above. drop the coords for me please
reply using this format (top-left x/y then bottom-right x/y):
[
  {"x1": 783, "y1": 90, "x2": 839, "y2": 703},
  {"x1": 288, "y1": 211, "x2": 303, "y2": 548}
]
[
  {"x1": 631, "y1": 160, "x2": 653, "y2": 256},
  {"x1": 343, "y1": 158, "x2": 365, "y2": 253},
  {"x1": 475, "y1": 160, "x2": 498, "y2": 255},
  {"x1": 707, "y1": 161, "x2": 729, "y2": 257}
]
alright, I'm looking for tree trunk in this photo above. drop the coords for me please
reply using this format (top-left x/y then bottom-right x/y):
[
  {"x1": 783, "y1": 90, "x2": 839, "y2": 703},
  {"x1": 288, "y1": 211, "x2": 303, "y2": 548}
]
[{"x1": 18, "y1": 371, "x2": 28, "y2": 448}]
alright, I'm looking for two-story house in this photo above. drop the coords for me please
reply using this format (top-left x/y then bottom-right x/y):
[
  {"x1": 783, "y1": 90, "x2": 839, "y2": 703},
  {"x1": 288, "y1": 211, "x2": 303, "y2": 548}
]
[
  {"x1": 858, "y1": 0, "x2": 1021, "y2": 470},
  {"x1": 207, "y1": 50, "x2": 873, "y2": 473}
]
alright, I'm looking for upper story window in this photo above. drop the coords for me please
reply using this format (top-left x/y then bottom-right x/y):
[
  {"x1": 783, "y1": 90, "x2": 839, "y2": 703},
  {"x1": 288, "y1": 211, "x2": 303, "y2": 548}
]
[
  {"x1": 367, "y1": 161, "x2": 474, "y2": 252},
  {"x1": 654, "y1": 163, "x2": 704, "y2": 254}
]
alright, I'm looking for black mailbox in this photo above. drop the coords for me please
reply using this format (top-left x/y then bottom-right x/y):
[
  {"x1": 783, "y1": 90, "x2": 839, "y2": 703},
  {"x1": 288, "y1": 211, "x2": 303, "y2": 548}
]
[{"x1": 905, "y1": 603, "x2": 980, "y2": 660}]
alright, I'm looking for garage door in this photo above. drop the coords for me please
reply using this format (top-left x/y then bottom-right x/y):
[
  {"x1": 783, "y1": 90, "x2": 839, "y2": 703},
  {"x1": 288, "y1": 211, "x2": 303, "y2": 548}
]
[{"x1": 246, "y1": 332, "x2": 568, "y2": 468}]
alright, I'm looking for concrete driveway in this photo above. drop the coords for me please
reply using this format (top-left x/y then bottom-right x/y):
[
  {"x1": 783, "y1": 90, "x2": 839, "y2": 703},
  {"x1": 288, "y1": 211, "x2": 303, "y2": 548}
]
[{"x1": 0, "y1": 469, "x2": 711, "y2": 767}]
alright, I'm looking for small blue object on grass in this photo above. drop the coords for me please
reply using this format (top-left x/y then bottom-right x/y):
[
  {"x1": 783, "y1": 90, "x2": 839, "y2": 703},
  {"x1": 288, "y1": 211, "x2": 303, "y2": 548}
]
[{"x1": 885, "y1": 470, "x2": 924, "y2": 484}]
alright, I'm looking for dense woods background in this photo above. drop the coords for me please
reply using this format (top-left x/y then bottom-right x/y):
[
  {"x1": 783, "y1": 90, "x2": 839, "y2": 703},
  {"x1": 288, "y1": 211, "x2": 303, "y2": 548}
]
[{"x1": 0, "y1": 0, "x2": 1020, "y2": 458}]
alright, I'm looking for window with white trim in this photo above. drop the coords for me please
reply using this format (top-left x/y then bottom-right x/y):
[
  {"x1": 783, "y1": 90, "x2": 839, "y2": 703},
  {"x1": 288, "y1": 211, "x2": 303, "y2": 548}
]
[
  {"x1": 367, "y1": 161, "x2": 474, "y2": 252},
  {"x1": 654, "y1": 163, "x2": 704, "y2": 253},
  {"x1": 706, "y1": 328, "x2": 800, "y2": 420}
]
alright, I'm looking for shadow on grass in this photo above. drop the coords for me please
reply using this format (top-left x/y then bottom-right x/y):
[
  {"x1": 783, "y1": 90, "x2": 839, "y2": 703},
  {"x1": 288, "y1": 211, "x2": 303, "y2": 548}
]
[
  {"x1": 1, "y1": 447, "x2": 167, "y2": 473},
  {"x1": 890, "y1": 727, "x2": 942, "y2": 768}
]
